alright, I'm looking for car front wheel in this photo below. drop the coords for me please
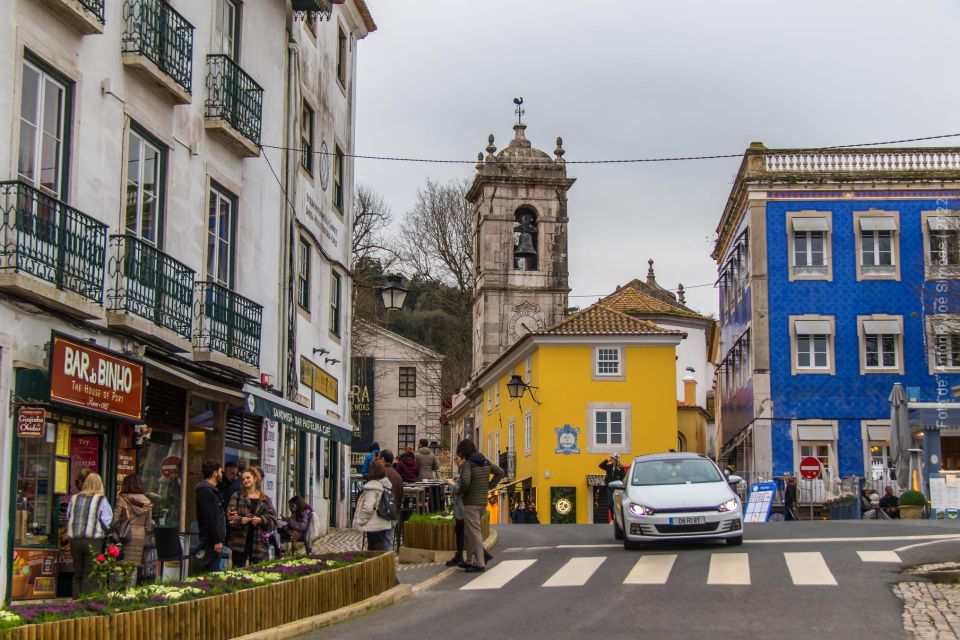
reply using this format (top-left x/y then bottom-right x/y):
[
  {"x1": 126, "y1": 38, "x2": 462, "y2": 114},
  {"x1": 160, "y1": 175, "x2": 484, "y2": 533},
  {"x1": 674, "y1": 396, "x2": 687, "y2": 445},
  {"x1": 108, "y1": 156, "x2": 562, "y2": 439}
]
[
  {"x1": 726, "y1": 535, "x2": 743, "y2": 546},
  {"x1": 613, "y1": 517, "x2": 623, "y2": 540},
  {"x1": 623, "y1": 536, "x2": 642, "y2": 551}
]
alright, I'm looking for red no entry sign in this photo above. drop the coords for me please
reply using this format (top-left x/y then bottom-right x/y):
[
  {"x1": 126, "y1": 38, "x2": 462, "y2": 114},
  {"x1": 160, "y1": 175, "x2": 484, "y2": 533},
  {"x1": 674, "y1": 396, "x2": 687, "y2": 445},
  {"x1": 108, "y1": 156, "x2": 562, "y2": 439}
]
[{"x1": 799, "y1": 456, "x2": 822, "y2": 480}]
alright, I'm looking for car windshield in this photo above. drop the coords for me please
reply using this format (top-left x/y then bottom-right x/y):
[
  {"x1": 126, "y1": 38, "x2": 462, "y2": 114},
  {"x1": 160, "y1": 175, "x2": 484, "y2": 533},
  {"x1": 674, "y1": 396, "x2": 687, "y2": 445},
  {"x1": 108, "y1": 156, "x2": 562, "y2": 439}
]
[{"x1": 631, "y1": 459, "x2": 724, "y2": 486}]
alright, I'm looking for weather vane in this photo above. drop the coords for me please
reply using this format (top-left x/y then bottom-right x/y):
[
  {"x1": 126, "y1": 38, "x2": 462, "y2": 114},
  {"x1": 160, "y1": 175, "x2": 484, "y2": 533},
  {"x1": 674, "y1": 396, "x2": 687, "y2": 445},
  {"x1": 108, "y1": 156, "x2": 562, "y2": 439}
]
[{"x1": 513, "y1": 97, "x2": 524, "y2": 124}]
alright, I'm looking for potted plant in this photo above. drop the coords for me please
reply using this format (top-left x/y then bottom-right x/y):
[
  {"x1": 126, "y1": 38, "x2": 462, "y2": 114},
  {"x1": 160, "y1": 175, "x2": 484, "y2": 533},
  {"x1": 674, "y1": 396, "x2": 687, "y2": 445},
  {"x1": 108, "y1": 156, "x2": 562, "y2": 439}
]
[
  {"x1": 898, "y1": 490, "x2": 926, "y2": 519},
  {"x1": 823, "y1": 492, "x2": 859, "y2": 520}
]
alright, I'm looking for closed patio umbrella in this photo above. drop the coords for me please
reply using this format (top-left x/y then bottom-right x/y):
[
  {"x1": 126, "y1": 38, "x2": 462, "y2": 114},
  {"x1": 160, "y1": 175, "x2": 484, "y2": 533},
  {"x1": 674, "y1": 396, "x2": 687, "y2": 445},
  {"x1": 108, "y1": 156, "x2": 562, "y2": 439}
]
[{"x1": 889, "y1": 382, "x2": 911, "y2": 492}]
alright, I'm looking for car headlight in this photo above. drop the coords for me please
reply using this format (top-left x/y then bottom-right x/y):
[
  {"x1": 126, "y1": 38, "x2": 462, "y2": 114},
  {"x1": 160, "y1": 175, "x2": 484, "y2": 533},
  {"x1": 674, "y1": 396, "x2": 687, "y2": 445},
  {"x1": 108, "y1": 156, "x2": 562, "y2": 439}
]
[
  {"x1": 629, "y1": 504, "x2": 655, "y2": 516},
  {"x1": 717, "y1": 498, "x2": 739, "y2": 513}
]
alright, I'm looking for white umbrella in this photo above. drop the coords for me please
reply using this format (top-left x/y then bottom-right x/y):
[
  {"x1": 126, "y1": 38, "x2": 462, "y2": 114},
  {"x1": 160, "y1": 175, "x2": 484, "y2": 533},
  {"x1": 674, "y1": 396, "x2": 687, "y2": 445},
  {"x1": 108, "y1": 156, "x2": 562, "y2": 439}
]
[{"x1": 889, "y1": 383, "x2": 911, "y2": 492}]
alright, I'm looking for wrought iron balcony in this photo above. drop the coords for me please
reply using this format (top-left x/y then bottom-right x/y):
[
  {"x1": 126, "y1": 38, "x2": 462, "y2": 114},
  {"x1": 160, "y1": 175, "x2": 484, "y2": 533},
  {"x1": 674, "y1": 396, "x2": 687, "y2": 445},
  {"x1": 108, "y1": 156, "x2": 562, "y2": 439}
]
[
  {"x1": 499, "y1": 451, "x2": 517, "y2": 479},
  {"x1": 0, "y1": 180, "x2": 106, "y2": 307},
  {"x1": 107, "y1": 234, "x2": 195, "y2": 340},
  {"x1": 122, "y1": 0, "x2": 194, "y2": 101},
  {"x1": 205, "y1": 55, "x2": 263, "y2": 156},
  {"x1": 46, "y1": 0, "x2": 105, "y2": 34},
  {"x1": 194, "y1": 281, "x2": 262, "y2": 368}
]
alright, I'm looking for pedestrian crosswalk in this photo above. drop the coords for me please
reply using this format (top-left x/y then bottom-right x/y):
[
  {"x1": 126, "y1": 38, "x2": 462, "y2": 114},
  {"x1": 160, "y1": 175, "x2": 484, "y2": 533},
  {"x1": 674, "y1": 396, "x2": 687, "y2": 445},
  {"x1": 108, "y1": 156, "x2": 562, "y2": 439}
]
[{"x1": 457, "y1": 549, "x2": 901, "y2": 591}]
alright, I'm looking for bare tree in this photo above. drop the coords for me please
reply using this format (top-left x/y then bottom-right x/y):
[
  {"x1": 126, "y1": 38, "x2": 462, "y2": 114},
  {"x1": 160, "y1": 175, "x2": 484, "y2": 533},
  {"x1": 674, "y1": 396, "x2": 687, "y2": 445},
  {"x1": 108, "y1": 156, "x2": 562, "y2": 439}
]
[
  {"x1": 397, "y1": 178, "x2": 474, "y2": 299},
  {"x1": 352, "y1": 183, "x2": 395, "y2": 272}
]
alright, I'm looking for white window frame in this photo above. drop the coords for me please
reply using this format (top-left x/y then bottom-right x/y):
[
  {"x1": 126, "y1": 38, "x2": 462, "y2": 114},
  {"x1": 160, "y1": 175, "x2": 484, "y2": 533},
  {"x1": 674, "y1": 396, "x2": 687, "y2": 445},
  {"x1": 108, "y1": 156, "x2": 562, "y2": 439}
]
[
  {"x1": 213, "y1": 0, "x2": 240, "y2": 60},
  {"x1": 494, "y1": 380, "x2": 500, "y2": 407},
  {"x1": 594, "y1": 346, "x2": 623, "y2": 380},
  {"x1": 858, "y1": 315, "x2": 903, "y2": 375},
  {"x1": 524, "y1": 356, "x2": 532, "y2": 384},
  {"x1": 18, "y1": 59, "x2": 68, "y2": 199},
  {"x1": 508, "y1": 419, "x2": 515, "y2": 453},
  {"x1": 790, "y1": 315, "x2": 835, "y2": 375},
  {"x1": 928, "y1": 315, "x2": 960, "y2": 373},
  {"x1": 923, "y1": 211, "x2": 960, "y2": 280},
  {"x1": 125, "y1": 128, "x2": 163, "y2": 245},
  {"x1": 207, "y1": 184, "x2": 235, "y2": 287},
  {"x1": 296, "y1": 237, "x2": 311, "y2": 311},
  {"x1": 796, "y1": 335, "x2": 829, "y2": 370},
  {"x1": 586, "y1": 403, "x2": 631, "y2": 455},
  {"x1": 787, "y1": 212, "x2": 832, "y2": 281},
  {"x1": 494, "y1": 432, "x2": 500, "y2": 458},
  {"x1": 524, "y1": 412, "x2": 532, "y2": 455},
  {"x1": 486, "y1": 390, "x2": 491, "y2": 414}
]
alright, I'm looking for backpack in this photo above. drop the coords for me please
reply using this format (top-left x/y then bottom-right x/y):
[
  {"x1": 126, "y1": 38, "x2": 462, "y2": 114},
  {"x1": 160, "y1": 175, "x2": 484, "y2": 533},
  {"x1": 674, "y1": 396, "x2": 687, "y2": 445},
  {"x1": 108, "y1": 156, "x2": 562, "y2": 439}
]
[{"x1": 376, "y1": 486, "x2": 398, "y2": 521}]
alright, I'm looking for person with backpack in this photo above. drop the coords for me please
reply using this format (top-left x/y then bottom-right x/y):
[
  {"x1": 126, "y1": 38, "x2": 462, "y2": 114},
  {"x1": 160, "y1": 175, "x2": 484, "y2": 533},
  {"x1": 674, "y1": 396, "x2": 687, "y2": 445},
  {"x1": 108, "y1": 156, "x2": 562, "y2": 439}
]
[
  {"x1": 111, "y1": 474, "x2": 155, "y2": 585},
  {"x1": 448, "y1": 439, "x2": 503, "y2": 573},
  {"x1": 65, "y1": 472, "x2": 113, "y2": 596},
  {"x1": 352, "y1": 462, "x2": 394, "y2": 550},
  {"x1": 378, "y1": 451, "x2": 404, "y2": 550}
]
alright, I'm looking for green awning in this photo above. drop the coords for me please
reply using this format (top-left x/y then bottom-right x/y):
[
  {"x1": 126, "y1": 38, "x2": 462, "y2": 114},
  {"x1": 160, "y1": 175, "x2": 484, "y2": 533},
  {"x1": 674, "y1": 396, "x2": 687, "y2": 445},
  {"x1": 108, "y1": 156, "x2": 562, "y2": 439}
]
[{"x1": 243, "y1": 384, "x2": 352, "y2": 445}]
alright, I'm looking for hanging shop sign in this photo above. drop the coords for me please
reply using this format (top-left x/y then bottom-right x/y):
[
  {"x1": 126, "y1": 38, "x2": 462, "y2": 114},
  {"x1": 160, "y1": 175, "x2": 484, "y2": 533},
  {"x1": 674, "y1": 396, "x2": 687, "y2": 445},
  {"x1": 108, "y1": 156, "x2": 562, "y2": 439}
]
[
  {"x1": 48, "y1": 332, "x2": 146, "y2": 421},
  {"x1": 16, "y1": 407, "x2": 45, "y2": 438},
  {"x1": 243, "y1": 384, "x2": 352, "y2": 445},
  {"x1": 300, "y1": 356, "x2": 338, "y2": 403},
  {"x1": 350, "y1": 356, "x2": 375, "y2": 451}
]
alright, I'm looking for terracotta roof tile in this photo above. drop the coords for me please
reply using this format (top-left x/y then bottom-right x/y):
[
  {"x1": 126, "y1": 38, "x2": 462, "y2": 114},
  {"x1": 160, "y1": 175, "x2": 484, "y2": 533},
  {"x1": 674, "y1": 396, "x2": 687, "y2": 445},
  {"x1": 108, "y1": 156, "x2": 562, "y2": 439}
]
[
  {"x1": 599, "y1": 286, "x2": 707, "y2": 320},
  {"x1": 537, "y1": 303, "x2": 685, "y2": 337}
]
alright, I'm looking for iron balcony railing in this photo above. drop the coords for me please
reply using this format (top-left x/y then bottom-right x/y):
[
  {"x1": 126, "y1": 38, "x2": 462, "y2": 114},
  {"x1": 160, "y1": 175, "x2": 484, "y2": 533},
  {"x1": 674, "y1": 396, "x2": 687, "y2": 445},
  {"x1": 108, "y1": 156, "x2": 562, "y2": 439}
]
[
  {"x1": 77, "y1": 0, "x2": 106, "y2": 24},
  {"x1": 122, "y1": 0, "x2": 194, "y2": 95},
  {"x1": 107, "y1": 234, "x2": 195, "y2": 339},
  {"x1": 0, "y1": 180, "x2": 106, "y2": 304},
  {"x1": 194, "y1": 280, "x2": 262, "y2": 367},
  {"x1": 205, "y1": 55, "x2": 264, "y2": 148}
]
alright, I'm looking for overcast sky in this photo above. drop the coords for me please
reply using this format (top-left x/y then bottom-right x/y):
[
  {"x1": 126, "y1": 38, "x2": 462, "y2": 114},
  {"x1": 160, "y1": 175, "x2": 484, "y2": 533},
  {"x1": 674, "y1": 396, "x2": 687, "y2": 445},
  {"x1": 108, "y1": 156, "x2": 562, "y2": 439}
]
[{"x1": 355, "y1": 0, "x2": 960, "y2": 316}]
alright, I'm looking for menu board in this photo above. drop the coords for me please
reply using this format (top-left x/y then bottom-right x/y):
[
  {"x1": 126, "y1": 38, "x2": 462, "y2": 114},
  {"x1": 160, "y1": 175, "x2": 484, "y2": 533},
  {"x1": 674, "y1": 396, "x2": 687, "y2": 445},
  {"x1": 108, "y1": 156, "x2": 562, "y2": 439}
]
[
  {"x1": 744, "y1": 482, "x2": 777, "y2": 523},
  {"x1": 930, "y1": 477, "x2": 960, "y2": 511},
  {"x1": 11, "y1": 548, "x2": 58, "y2": 600}
]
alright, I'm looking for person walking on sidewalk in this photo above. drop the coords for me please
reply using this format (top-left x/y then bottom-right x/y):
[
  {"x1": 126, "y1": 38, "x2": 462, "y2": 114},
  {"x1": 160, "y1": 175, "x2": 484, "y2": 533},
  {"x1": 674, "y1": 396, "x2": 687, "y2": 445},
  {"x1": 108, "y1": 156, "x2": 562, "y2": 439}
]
[
  {"x1": 227, "y1": 469, "x2": 278, "y2": 567},
  {"x1": 66, "y1": 472, "x2": 113, "y2": 597},
  {"x1": 112, "y1": 474, "x2": 155, "y2": 585},
  {"x1": 195, "y1": 461, "x2": 227, "y2": 574},
  {"x1": 415, "y1": 439, "x2": 439, "y2": 481},
  {"x1": 378, "y1": 451, "x2": 404, "y2": 550},
  {"x1": 352, "y1": 463, "x2": 393, "y2": 550},
  {"x1": 783, "y1": 474, "x2": 799, "y2": 521},
  {"x1": 448, "y1": 439, "x2": 503, "y2": 573},
  {"x1": 445, "y1": 463, "x2": 492, "y2": 568}
]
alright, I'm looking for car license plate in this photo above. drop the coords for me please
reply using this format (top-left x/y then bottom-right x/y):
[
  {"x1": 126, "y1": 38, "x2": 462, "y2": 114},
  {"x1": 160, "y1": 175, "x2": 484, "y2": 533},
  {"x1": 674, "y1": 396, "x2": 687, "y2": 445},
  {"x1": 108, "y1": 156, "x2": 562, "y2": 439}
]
[{"x1": 669, "y1": 516, "x2": 706, "y2": 525}]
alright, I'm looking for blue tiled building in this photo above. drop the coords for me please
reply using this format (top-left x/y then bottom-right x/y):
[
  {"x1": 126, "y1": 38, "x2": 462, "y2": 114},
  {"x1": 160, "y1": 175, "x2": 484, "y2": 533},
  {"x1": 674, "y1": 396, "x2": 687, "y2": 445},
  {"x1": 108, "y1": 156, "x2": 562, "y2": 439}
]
[{"x1": 713, "y1": 144, "x2": 960, "y2": 495}]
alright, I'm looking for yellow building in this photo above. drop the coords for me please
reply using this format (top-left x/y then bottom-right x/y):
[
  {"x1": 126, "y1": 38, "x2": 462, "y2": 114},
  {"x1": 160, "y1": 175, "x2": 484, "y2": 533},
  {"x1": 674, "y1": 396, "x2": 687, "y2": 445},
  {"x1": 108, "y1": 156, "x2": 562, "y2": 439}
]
[{"x1": 477, "y1": 303, "x2": 684, "y2": 524}]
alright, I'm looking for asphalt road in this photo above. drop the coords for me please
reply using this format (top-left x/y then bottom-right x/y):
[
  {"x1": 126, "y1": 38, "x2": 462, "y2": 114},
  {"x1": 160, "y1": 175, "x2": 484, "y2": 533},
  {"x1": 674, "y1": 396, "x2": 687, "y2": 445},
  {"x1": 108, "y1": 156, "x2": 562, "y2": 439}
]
[{"x1": 299, "y1": 520, "x2": 960, "y2": 640}]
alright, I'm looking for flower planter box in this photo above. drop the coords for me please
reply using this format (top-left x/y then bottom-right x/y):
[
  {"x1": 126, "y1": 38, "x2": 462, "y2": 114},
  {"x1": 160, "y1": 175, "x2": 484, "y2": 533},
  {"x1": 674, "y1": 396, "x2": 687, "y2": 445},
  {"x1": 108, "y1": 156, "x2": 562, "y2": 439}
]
[
  {"x1": 826, "y1": 500, "x2": 860, "y2": 520},
  {"x1": 3, "y1": 552, "x2": 394, "y2": 640},
  {"x1": 403, "y1": 513, "x2": 490, "y2": 551},
  {"x1": 900, "y1": 505, "x2": 924, "y2": 519}
]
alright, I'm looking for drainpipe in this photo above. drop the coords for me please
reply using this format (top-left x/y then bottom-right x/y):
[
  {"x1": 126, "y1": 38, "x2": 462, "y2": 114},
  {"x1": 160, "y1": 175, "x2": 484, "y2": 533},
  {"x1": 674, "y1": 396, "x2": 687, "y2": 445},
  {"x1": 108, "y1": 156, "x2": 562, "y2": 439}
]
[{"x1": 281, "y1": 39, "x2": 301, "y2": 404}]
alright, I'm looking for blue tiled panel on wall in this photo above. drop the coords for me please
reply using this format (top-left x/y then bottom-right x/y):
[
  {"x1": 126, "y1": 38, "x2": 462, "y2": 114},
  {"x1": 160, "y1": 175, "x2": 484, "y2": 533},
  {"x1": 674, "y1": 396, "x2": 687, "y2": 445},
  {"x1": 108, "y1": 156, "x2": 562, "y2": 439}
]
[
  {"x1": 772, "y1": 420, "x2": 793, "y2": 476},
  {"x1": 765, "y1": 195, "x2": 960, "y2": 476}
]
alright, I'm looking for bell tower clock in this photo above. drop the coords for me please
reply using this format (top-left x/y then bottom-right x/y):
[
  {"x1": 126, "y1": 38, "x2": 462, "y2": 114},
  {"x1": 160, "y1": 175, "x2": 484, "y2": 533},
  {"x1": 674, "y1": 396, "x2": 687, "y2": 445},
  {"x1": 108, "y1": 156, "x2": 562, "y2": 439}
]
[{"x1": 467, "y1": 117, "x2": 575, "y2": 374}]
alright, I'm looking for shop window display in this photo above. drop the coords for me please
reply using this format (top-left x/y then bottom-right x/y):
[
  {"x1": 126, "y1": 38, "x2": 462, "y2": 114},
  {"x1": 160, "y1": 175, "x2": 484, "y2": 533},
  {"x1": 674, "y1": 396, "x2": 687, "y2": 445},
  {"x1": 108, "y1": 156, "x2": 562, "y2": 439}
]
[{"x1": 138, "y1": 428, "x2": 184, "y2": 527}]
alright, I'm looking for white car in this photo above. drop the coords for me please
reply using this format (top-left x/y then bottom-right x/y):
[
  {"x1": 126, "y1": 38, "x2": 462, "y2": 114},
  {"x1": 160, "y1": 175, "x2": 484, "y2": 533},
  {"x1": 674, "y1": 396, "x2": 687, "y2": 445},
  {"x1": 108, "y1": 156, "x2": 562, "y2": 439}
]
[{"x1": 610, "y1": 453, "x2": 743, "y2": 549}]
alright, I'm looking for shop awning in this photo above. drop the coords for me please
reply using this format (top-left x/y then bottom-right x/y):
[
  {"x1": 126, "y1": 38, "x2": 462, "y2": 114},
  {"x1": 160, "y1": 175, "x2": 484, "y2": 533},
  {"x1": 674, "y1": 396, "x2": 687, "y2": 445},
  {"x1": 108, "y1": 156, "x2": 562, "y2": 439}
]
[
  {"x1": 908, "y1": 403, "x2": 960, "y2": 431},
  {"x1": 491, "y1": 476, "x2": 533, "y2": 494},
  {"x1": 242, "y1": 384, "x2": 352, "y2": 445},
  {"x1": 863, "y1": 319, "x2": 901, "y2": 335},
  {"x1": 859, "y1": 217, "x2": 897, "y2": 232},
  {"x1": 795, "y1": 319, "x2": 832, "y2": 335},
  {"x1": 791, "y1": 217, "x2": 829, "y2": 232}
]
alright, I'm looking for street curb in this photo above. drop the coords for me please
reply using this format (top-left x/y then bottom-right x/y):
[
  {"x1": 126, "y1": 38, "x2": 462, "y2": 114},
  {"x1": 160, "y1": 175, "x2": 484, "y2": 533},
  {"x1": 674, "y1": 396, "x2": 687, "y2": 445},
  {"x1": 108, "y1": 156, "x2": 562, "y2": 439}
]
[
  {"x1": 233, "y1": 583, "x2": 413, "y2": 640},
  {"x1": 411, "y1": 528, "x2": 499, "y2": 593}
]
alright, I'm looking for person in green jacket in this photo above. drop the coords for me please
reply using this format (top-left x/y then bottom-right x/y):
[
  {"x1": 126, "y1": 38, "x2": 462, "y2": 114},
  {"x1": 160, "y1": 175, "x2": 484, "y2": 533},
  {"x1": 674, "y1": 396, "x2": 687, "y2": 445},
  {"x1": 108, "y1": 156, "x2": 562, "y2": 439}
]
[{"x1": 448, "y1": 439, "x2": 504, "y2": 573}]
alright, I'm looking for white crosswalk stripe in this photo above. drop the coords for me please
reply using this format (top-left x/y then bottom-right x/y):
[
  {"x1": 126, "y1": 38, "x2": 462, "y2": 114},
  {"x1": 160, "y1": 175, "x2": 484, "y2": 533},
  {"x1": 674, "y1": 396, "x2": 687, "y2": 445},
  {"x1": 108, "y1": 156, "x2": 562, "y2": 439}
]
[
  {"x1": 857, "y1": 550, "x2": 901, "y2": 563},
  {"x1": 543, "y1": 556, "x2": 606, "y2": 587},
  {"x1": 707, "y1": 553, "x2": 750, "y2": 585},
  {"x1": 455, "y1": 549, "x2": 888, "y2": 590},
  {"x1": 622, "y1": 554, "x2": 677, "y2": 585},
  {"x1": 784, "y1": 552, "x2": 838, "y2": 585},
  {"x1": 461, "y1": 559, "x2": 536, "y2": 590}
]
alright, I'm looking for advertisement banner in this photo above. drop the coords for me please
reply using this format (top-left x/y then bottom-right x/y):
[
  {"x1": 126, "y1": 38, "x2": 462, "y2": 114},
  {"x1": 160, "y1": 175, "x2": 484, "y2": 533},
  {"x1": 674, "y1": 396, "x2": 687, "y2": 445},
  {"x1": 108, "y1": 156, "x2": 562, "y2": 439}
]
[
  {"x1": 48, "y1": 332, "x2": 146, "y2": 421},
  {"x1": 16, "y1": 407, "x2": 45, "y2": 438},
  {"x1": 261, "y1": 419, "x2": 279, "y2": 505},
  {"x1": 350, "y1": 357, "x2": 375, "y2": 451},
  {"x1": 11, "y1": 548, "x2": 58, "y2": 600}
]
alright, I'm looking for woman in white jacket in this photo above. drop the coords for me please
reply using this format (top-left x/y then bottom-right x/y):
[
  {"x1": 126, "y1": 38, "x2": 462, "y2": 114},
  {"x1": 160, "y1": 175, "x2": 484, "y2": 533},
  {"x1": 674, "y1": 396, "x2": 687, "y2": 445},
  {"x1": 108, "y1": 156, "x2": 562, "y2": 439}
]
[{"x1": 352, "y1": 462, "x2": 393, "y2": 550}]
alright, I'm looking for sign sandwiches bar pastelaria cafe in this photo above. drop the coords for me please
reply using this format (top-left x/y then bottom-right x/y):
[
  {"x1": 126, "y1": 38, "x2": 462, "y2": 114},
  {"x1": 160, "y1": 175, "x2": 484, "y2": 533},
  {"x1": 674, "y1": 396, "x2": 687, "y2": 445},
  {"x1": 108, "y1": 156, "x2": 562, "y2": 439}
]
[{"x1": 48, "y1": 333, "x2": 145, "y2": 421}]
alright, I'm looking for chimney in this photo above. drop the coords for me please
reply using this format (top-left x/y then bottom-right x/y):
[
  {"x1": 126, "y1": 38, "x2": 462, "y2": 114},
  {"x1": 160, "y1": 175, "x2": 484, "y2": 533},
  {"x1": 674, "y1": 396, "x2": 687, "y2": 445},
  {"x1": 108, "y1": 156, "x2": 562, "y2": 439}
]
[{"x1": 683, "y1": 367, "x2": 697, "y2": 406}]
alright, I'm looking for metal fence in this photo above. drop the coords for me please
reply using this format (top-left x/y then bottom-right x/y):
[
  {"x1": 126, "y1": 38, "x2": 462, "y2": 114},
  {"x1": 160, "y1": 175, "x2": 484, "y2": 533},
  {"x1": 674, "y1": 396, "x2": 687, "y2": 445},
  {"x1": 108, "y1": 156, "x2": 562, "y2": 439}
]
[
  {"x1": 122, "y1": 0, "x2": 194, "y2": 94},
  {"x1": 732, "y1": 471, "x2": 902, "y2": 508},
  {"x1": 205, "y1": 55, "x2": 264, "y2": 147},
  {"x1": 193, "y1": 280, "x2": 262, "y2": 366}
]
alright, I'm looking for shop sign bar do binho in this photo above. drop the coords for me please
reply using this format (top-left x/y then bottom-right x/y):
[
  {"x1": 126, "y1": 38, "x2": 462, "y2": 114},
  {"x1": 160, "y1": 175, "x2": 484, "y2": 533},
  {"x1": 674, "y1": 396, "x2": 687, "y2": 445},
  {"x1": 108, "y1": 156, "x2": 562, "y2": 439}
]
[{"x1": 48, "y1": 332, "x2": 146, "y2": 421}]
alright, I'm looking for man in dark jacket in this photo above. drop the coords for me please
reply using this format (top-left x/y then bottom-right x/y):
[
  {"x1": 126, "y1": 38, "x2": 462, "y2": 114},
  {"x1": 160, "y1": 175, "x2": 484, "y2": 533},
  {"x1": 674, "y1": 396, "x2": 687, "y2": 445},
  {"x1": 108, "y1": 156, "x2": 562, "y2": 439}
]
[
  {"x1": 599, "y1": 455, "x2": 626, "y2": 521},
  {"x1": 195, "y1": 460, "x2": 227, "y2": 573},
  {"x1": 378, "y1": 450, "x2": 405, "y2": 550},
  {"x1": 449, "y1": 440, "x2": 503, "y2": 573},
  {"x1": 218, "y1": 460, "x2": 239, "y2": 508}
]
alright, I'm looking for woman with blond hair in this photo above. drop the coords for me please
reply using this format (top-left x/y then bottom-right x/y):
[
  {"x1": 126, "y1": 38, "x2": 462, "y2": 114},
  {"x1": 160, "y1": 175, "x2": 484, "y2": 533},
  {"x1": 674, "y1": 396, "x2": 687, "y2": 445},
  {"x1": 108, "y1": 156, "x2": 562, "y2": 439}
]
[{"x1": 65, "y1": 472, "x2": 113, "y2": 596}]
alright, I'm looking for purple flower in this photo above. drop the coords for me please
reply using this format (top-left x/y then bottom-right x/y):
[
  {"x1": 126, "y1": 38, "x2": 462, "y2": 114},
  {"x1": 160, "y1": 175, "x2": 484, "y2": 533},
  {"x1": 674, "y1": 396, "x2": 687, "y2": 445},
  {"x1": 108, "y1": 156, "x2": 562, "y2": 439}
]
[
  {"x1": 151, "y1": 595, "x2": 166, "y2": 602},
  {"x1": 87, "y1": 602, "x2": 107, "y2": 612}
]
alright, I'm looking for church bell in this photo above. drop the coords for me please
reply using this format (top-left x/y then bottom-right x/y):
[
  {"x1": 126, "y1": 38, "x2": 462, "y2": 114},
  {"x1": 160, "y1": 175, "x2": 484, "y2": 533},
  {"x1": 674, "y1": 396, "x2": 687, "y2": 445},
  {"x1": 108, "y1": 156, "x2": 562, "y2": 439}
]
[{"x1": 515, "y1": 233, "x2": 537, "y2": 260}]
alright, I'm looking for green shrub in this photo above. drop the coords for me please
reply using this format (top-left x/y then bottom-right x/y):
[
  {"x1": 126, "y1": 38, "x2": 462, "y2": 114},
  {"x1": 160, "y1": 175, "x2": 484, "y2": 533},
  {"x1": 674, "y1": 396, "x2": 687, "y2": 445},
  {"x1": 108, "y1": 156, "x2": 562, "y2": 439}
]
[{"x1": 899, "y1": 490, "x2": 926, "y2": 506}]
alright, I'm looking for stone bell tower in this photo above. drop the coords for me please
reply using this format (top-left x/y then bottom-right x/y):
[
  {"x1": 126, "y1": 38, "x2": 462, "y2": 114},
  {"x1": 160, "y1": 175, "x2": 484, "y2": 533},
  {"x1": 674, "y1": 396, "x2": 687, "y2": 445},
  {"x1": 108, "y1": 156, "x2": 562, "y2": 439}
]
[{"x1": 468, "y1": 121, "x2": 575, "y2": 374}]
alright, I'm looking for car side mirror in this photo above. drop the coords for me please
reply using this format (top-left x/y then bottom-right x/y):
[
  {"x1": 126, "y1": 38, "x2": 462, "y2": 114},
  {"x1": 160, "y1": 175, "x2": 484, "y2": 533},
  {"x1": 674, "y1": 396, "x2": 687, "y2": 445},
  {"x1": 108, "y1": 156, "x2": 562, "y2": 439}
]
[
  {"x1": 727, "y1": 475, "x2": 743, "y2": 485},
  {"x1": 608, "y1": 480, "x2": 625, "y2": 490}
]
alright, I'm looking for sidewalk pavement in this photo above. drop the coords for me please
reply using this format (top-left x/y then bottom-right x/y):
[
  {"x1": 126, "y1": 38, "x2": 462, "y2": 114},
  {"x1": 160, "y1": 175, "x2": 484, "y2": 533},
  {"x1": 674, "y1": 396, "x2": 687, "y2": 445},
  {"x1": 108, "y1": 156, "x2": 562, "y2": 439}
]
[
  {"x1": 898, "y1": 563, "x2": 960, "y2": 639},
  {"x1": 311, "y1": 528, "x2": 450, "y2": 584}
]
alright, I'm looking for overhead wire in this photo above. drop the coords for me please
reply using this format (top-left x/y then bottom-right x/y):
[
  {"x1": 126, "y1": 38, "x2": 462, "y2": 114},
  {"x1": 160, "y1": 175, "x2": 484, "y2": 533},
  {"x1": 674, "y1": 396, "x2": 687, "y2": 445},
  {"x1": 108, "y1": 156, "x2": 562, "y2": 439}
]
[{"x1": 258, "y1": 131, "x2": 960, "y2": 166}]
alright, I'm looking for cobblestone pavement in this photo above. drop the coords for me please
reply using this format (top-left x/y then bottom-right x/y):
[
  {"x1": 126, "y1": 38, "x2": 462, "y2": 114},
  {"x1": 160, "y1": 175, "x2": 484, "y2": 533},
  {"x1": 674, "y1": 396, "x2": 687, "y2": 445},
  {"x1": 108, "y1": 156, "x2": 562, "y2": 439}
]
[
  {"x1": 895, "y1": 582, "x2": 960, "y2": 639},
  {"x1": 309, "y1": 528, "x2": 442, "y2": 571}
]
